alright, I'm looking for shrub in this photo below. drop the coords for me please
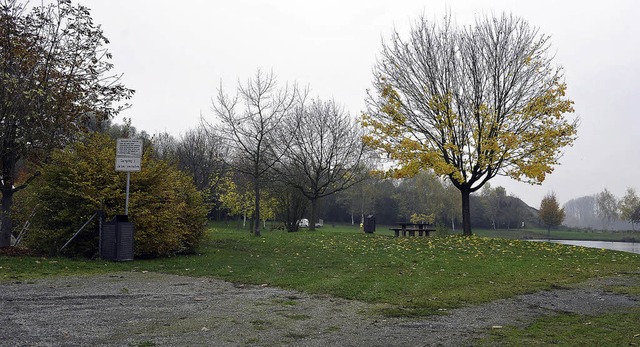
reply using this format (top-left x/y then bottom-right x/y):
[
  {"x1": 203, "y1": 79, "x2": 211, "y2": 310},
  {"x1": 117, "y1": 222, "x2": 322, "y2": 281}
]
[{"x1": 20, "y1": 133, "x2": 208, "y2": 257}]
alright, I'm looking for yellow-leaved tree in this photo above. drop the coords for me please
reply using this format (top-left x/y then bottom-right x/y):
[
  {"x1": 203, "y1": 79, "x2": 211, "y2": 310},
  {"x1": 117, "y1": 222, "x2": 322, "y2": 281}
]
[
  {"x1": 538, "y1": 192, "x2": 565, "y2": 237},
  {"x1": 362, "y1": 13, "x2": 578, "y2": 235},
  {"x1": 217, "y1": 175, "x2": 277, "y2": 230}
]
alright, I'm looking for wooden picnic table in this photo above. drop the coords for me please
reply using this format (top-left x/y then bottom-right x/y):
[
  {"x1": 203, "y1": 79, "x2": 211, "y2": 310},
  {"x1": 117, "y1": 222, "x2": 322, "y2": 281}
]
[{"x1": 389, "y1": 222, "x2": 435, "y2": 237}]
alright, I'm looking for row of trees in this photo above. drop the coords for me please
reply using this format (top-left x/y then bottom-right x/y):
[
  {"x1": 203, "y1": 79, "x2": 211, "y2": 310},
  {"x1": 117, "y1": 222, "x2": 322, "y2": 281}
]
[
  {"x1": 322, "y1": 173, "x2": 539, "y2": 230},
  {"x1": 155, "y1": 13, "x2": 578, "y2": 237},
  {"x1": 3, "y1": 1, "x2": 580, "y2": 249},
  {"x1": 153, "y1": 70, "x2": 368, "y2": 235},
  {"x1": 148, "y1": 113, "x2": 541, "y2": 231},
  {"x1": 564, "y1": 188, "x2": 640, "y2": 230}
]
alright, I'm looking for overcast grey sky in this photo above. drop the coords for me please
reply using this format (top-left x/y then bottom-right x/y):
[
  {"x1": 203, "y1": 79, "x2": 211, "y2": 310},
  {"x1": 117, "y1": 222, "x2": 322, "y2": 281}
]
[{"x1": 80, "y1": 0, "x2": 639, "y2": 207}]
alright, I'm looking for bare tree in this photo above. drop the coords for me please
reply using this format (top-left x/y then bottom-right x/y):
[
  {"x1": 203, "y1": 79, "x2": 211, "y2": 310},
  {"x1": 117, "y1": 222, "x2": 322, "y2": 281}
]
[
  {"x1": 153, "y1": 125, "x2": 229, "y2": 216},
  {"x1": 363, "y1": 13, "x2": 577, "y2": 236},
  {"x1": 0, "y1": 0, "x2": 133, "y2": 247},
  {"x1": 151, "y1": 131, "x2": 178, "y2": 161},
  {"x1": 211, "y1": 70, "x2": 300, "y2": 236},
  {"x1": 176, "y1": 125, "x2": 228, "y2": 195},
  {"x1": 279, "y1": 98, "x2": 367, "y2": 230}
]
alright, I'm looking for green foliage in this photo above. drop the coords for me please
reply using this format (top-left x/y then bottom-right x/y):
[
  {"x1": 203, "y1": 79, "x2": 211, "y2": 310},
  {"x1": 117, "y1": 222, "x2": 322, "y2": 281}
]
[
  {"x1": 409, "y1": 213, "x2": 434, "y2": 224},
  {"x1": 596, "y1": 188, "x2": 619, "y2": 230},
  {"x1": 217, "y1": 175, "x2": 277, "y2": 223},
  {"x1": 19, "y1": 133, "x2": 207, "y2": 257},
  {"x1": 620, "y1": 188, "x2": 640, "y2": 229}
]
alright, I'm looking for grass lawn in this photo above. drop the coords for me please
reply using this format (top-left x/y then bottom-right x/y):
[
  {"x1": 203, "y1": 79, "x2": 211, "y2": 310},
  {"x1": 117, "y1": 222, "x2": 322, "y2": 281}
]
[
  {"x1": 477, "y1": 307, "x2": 640, "y2": 346},
  {"x1": 2, "y1": 222, "x2": 639, "y2": 318}
]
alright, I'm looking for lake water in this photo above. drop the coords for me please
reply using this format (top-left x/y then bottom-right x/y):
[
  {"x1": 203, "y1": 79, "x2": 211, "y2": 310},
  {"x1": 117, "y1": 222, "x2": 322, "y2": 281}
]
[{"x1": 532, "y1": 240, "x2": 640, "y2": 255}]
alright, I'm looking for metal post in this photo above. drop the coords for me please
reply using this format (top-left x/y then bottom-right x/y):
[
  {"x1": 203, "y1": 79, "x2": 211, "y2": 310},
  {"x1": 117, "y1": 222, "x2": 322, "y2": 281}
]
[
  {"x1": 125, "y1": 171, "x2": 130, "y2": 215},
  {"x1": 60, "y1": 212, "x2": 97, "y2": 251}
]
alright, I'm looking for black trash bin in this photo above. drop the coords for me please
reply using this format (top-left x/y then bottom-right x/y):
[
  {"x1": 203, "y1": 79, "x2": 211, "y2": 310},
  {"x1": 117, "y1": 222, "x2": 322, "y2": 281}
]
[
  {"x1": 100, "y1": 215, "x2": 134, "y2": 261},
  {"x1": 363, "y1": 214, "x2": 376, "y2": 233}
]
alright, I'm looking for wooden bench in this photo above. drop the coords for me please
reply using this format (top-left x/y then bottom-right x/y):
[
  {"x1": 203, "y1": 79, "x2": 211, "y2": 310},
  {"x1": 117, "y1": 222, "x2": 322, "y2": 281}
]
[{"x1": 390, "y1": 223, "x2": 435, "y2": 237}]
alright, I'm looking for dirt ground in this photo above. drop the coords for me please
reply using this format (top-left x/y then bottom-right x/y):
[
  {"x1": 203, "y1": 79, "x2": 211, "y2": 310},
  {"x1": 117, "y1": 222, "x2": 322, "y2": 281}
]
[{"x1": 1, "y1": 272, "x2": 638, "y2": 347}]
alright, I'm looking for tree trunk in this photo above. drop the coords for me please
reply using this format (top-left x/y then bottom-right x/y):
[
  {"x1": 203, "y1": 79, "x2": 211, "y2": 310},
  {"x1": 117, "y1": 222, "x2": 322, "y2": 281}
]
[
  {"x1": 253, "y1": 178, "x2": 261, "y2": 237},
  {"x1": 242, "y1": 211, "x2": 246, "y2": 228},
  {"x1": 309, "y1": 198, "x2": 317, "y2": 231},
  {"x1": 461, "y1": 189, "x2": 472, "y2": 236},
  {"x1": 1, "y1": 151, "x2": 16, "y2": 248},
  {"x1": 0, "y1": 188, "x2": 13, "y2": 247}
]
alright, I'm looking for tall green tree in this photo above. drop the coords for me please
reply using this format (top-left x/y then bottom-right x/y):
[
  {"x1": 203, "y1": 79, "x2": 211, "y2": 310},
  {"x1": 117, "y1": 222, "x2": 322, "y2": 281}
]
[
  {"x1": 538, "y1": 192, "x2": 565, "y2": 236},
  {"x1": 619, "y1": 188, "x2": 640, "y2": 230},
  {"x1": 596, "y1": 188, "x2": 618, "y2": 230},
  {"x1": 0, "y1": 0, "x2": 133, "y2": 247},
  {"x1": 362, "y1": 13, "x2": 577, "y2": 236}
]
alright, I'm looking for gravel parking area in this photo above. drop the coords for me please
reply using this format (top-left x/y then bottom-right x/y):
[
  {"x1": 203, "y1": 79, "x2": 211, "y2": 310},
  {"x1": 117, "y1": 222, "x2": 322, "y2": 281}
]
[{"x1": 1, "y1": 272, "x2": 638, "y2": 346}]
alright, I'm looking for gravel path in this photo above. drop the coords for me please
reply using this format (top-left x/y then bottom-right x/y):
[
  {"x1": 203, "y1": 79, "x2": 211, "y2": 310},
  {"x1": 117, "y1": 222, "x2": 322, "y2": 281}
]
[{"x1": 1, "y1": 272, "x2": 638, "y2": 346}]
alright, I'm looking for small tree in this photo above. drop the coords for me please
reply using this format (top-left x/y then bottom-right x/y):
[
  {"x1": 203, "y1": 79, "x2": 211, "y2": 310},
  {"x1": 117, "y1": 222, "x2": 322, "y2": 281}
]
[
  {"x1": 211, "y1": 70, "x2": 300, "y2": 236},
  {"x1": 217, "y1": 174, "x2": 277, "y2": 230},
  {"x1": 273, "y1": 180, "x2": 308, "y2": 232},
  {"x1": 538, "y1": 192, "x2": 565, "y2": 237}
]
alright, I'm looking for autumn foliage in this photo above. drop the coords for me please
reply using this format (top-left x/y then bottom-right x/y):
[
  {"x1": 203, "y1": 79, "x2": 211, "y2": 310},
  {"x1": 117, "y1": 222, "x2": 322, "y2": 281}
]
[
  {"x1": 362, "y1": 13, "x2": 578, "y2": 235},
  {"x1": 16, "y1": 133, "x2": 207, "y2": 257},
  {"x1": 538, "y1": 193, "x2": 565, "y2": 232}
]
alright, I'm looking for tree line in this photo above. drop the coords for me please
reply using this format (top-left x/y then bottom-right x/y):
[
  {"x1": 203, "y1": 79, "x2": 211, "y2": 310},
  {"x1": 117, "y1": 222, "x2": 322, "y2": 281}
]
[
  {"x1": 2, "y1": 1, "x2": 579, "y2": 251},
  {"x1": 153, "y1": 70, "x2": 368, "y2": 235},
  {"x1": 563, "y1": 188, "x2": 640, "y2": 231}
]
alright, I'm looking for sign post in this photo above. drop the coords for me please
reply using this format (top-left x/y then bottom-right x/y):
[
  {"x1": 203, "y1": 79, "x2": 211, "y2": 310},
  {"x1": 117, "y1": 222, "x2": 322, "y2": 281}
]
[{"x1": 115, "y1": 139, "x2": 143, "y2": 215}]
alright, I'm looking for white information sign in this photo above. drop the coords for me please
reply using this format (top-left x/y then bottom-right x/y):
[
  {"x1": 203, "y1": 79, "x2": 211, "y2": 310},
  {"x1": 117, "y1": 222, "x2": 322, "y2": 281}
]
[
  {"x1": 115, "y1": 138, "x2": 144, "y2": 215},
  {"x1": 116, "y1": 138, "x2": 143, "y2": 158},
  {"x1": 115, "y1": 157, "x2": 142, "y2": 172},
  {"x1": 115, "y1": 138, "x2": 143, "y2": 172}
]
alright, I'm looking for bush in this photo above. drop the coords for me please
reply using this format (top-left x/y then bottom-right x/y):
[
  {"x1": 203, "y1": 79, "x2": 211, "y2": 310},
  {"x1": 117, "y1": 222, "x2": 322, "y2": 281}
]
[{"x1": 19, "y1": 133, "x2": 208, "y2": 257}]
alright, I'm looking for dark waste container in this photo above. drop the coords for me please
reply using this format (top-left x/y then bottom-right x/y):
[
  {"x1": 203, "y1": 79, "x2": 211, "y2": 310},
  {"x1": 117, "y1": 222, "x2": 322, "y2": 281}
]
[
  {"x1": 100, "y1": 214, "x2": 134, "y2": 261},
  {"x1": 363, "y1": 214, "x2": 376, "y2": 233}
]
